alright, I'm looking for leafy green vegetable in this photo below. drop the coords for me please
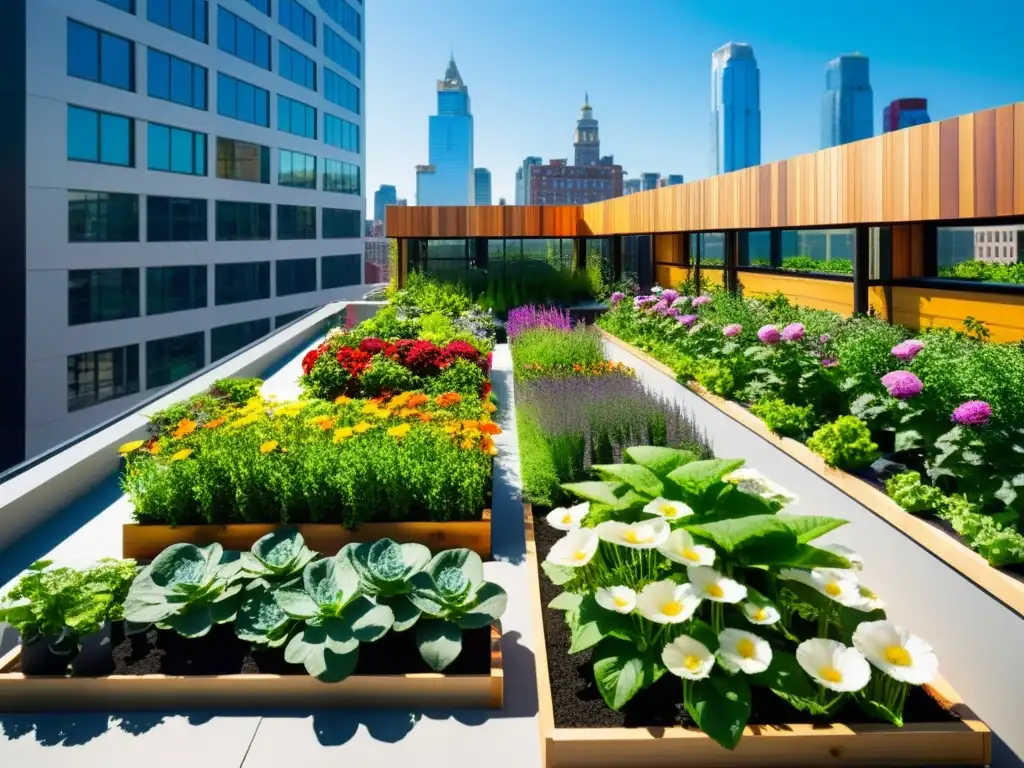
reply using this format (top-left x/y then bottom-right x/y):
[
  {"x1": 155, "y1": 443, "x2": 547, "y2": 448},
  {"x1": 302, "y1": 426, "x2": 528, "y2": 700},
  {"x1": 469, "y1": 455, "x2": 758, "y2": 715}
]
[
  {"x1": 340, "y1": 538, "x2": 431, "y2": 631},
  {"x1": 240, "y1": 527, "x2": 318, "y2": 582}
]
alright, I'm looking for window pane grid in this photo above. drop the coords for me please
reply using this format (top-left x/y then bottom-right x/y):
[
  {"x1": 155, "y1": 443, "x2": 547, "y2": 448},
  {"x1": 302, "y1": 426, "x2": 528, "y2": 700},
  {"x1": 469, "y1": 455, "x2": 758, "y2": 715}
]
[
  {"x1": 67, "y1": 344, "x2": 139, "y2": 412},
  {"x1": 147, "y1": 266, "x2": 208, "y2": 314},
  {"x1": 279, "y1": 0, "x2": 315, "y2": 46},
  {"x1": 322, "y1": 207, "x2": 360, "y2": 239},
  {"x1": 277, "y1": 205, "x2": 316, "y2": 240},
  {"x1": 69, "y1": 191, "x2": 139, "y2": 242},
  {"x1": 68, "y1": 268, "x2": 140, "y2": 325},
  {"x1": 147, "y1": 0, "x2": 208, "y2": 42},
  {"x1": 323, "y1": 158, "x2": 360, "y2": 194},
  {"x1": 147, "y1": 332, "x2": 206, "y2": 389},
  {"x1": 217, "y1": 72, "x2": 270, "y2": 127},
  {"x1": 217, "y1": 6, "x2": 271, "y2": 70},
  {"x1": 321, "y1": 253, "x2": 360, "y2": 288},
  {"x1": 324, "y1": 26, "x2": 360, "y2": 78},
  {"x1": 318, "y1": 0, "x2": 360, "y2": 40},
  {"x1": 214, "y1": 261, "x2": 271, "y2": 302},
  {"x1": 323, "y1": 66, "x2": 360, "y2": 114},
  {"x1": 278, "y1": 149, "x2": 317, "y2": 188},
  {"x1": 67, "y1": 20, "x2": 135, "y2": 91},
  {"x1": 215, "y1": 201, "x2": 271, "y2": 241},
  {"x1": 279, "y1": 41, "x2": 317, "y2": 91},
  {"x1": 67, "y1": 105, "x2": 134, "y2": 167},
  {"x1": 147, "y1": 49, "x2": 207, "y2": 109},
  {"x1": 147, "y1": 196, "x2": 208, "y2": 242},
  {"x1": 277, "y1": 94, "x2": 316, "y2": 139},
  {"x1": 323, "y1": 112, "x2": 359, "y2": 152}
]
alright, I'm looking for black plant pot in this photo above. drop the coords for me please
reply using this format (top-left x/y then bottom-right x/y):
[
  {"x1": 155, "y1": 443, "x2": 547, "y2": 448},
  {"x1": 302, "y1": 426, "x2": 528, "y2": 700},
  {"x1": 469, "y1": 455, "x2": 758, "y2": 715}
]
[
  {"x1": 19, "y1": 634, "x2": 78, "y2": 676},
  {"x1": 71, "y1": 622, "x2": 119, "y2": 677}
]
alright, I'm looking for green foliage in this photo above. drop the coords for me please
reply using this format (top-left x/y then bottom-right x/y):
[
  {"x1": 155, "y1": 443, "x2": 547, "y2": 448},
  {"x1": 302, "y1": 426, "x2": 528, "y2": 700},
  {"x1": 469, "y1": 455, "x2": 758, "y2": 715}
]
[
  {"x1": 341, "y1": 538, "x2": 432, "y2": 631},
  {"x1": 240, "y1": 527, "x2": 319, "y2": 582},
  {"x1": 694, "y1": 360, "x2": 736, "y2": 398},
  {"x1": 392, "y1": 271, "x2": 474, "y2": 317},
  {"x1": 750, "y1": 399, "x2": 814, "y2": 439},
  {"x1": 213, "y1": 378, "x2": 264, "y2": 405},
  {"x1": 359, "y1": 355, "x2": 422, "y2": 397},
  {"x1": 936, "y1": 495, "x2": 1024, "y2": 567},
  {"x1": 885, "y1": 472, "x2": 943, "y2": 513},
  {"x1": 779, "y1": 256, "x2": 854, "y2": 275},
  {"x1": 424, "y1": 358, "x2": 487, "y2": 396},
  {"x1": 807, "y1": 416, "x2": 879, "y2": 470},
  {"x1": 301, "y1": 352, "x2": 351, "y2": 400},
  {"x1": 511, "y1": 326, "x2": 605, "y2": 378},
  {"x1": 353, "y1": 305, "x2": 421, "y2": 341},
  {"x1": 939, "y1": 260, "x2": 1024, "y2": 284}
]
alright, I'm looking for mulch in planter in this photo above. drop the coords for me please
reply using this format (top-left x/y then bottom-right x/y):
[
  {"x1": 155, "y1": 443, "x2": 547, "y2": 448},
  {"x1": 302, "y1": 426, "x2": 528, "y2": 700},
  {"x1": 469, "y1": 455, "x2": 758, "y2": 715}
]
[
  {"x1": 8, "y1": 623, "x2": 492, "y2": 678},
  {"x1": 533, "y1": 512, "x2": 958, "y2": 729}
]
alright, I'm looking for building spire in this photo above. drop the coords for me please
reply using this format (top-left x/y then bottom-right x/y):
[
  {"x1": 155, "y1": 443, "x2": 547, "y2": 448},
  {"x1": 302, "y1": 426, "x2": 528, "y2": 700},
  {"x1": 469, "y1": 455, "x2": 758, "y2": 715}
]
[
  {"x1": 584, "y1": 90, "x2": 590, "y2": 108},
  {"x1": 444, "y1": 54, "x2": 462, "y2": 85}
]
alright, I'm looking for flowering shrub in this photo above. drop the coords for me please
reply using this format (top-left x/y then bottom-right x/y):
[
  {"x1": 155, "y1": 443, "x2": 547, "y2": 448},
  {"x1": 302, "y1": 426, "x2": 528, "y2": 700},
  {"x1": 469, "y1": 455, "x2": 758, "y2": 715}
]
[{"x1": 506, "y1": 304, "x2": 573, "y2": 341}]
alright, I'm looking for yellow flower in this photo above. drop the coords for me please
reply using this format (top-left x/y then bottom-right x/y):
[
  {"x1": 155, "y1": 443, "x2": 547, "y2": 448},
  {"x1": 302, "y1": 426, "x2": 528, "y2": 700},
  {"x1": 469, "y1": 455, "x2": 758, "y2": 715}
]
[
  {"x1": 170, "y1": 449, "x2": 193, "y2": 461},
  {"x1": 390, "y1": 392, "x2": 413, "y2": 407},
  {"x1": 317, "y1": 418, "x2": 336, "y2": 431},
  {"x1": 333, "y1": 426, "x2": 354, "y2": 443},
  {"x1": 460, "y1": 437, "x2": 476, "y2": 450},
  {"x1": 230, "y1": 413, "x2": 260, "y2": 428},
  {"x1": 443, "y1": 424, "x2": 460, "y2": 435},
  {"x1": 372, "y1": 408, "x2": 391, "y2": 419},
  {"x1": 362, "y1": 402, "x2": 379, "y2": 414},
  {"x1": 119, "y1": 440, "x2": 145, "y2": 455},
  {"x1": 334, "y1": 394, "x2": 353, "y2": 405},
  {"x1": 308, "y1": 414, "x2": 334, "y2": 426},
  {"x1": 482, "y1": 401, "x2": 497, "y2": 414},
  {"x1": 399, "y1": 407, "x2": 419, "y2": 418},
  {"x1": 353, "y1": 422, "x2": 373, "y2": 433},
  {"x1": 259, "y1": 440, "x2": 279, "y2": 454},
  {"x1": 387, "y1": 423, "x2": 412, "y2": 439}
]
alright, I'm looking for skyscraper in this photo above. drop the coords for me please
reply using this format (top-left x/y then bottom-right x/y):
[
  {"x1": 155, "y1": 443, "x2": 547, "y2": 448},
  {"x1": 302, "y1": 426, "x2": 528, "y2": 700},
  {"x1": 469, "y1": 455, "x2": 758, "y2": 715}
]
[
  {"x1": 374, "y1": 185, "x2": 397, "y2": 226},
  {"x1": 883, "y1": 98, "x2": 931, "y2": 133},
  {"x1": 623, "y1": 179, "x2": 642, "y2": 195},
  {"x1": 0, "y1": 0, "x2": 367, "y2": 469},
  {"x1": 822, "y1": 54, "x2": 874, "y2": 148},
  {"x1": 474, "y1": 168, "x2": 492, "y2": 205},
  {"x1": 641, "y1": 173, "x2": 661, "y2": 191},
  {"x1": 711, "y1": 42, "x2": 761, "y2": 175},
  {"x1": 573, "y1": 93, "x2": 600, "y2": 166},
  {"x1": 416, "y1": 56, "x2": 474, "y2": 205},
  {"x1": 518, "y1": 156, "x2": 542, "y2": 206}
]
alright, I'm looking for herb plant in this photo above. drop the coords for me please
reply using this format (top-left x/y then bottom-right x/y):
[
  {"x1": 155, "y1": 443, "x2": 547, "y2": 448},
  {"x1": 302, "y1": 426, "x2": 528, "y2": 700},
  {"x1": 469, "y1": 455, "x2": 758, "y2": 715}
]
[{"x1": 807, "y1": 416, "x2": 879, "y2": 470}]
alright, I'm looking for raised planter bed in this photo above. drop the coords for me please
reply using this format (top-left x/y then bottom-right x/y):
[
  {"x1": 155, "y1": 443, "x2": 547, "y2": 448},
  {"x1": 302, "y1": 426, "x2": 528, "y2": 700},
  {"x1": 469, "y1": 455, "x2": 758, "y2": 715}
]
[
  {"x1": 0, "y1": 623, "x2": 503, "y2": 712},
  {"x1": 122, "y1": 510, "x2": 493, "y2": 560},
  {"x1": 524, "y1": 503, "x2": 990, "y2": 767}
]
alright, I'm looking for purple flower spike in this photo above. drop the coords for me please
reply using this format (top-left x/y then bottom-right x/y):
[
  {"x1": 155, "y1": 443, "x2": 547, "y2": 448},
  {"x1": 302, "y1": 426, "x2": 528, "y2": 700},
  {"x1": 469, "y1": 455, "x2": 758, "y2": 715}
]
[
  {"x1": 722, "y1": 323, "x2": 743, "y2": 337},
  {"x1": 892, "y1": 339, "x2": 925, "y2": 362},
  {"x1": 758, "y1": 325, "x2": 781, "y2": 345},
  {"x1": 506, "y1": 304, "x2": 572, "y2": 340},
  {"x1": 661, "y1": 289, "x2": 680, "y2": 304},
  {"x1": 881, "y1": 370, "x2": 923, "y2": 400},
  {"x1": 678, "y1": 314, "x2": 698, "y2": 327},
  {"x1": 610, "y1": 291, "x2": 625, "y2": 305},
  {"x1": 951, "y1": 400, "x2": 992, "y2": 426},
  {"x1": 692, "y1": 295, "x2": 712, "y2": 307},
  {"x1": 781, "y1": 323, "x2": 806, "y2": 342}
]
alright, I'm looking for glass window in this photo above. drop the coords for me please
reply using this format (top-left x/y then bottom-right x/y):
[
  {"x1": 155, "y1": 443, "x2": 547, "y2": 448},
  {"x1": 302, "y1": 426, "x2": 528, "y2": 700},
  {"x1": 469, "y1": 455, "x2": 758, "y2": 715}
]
[
  {"x1": 277, "y1": 206, "x2": 316, "y2": 240},
  {"x1": 148, "y1": 123, "x2": 206, "y2": 175},
  {"x1": 147, "y1": 331, "x2": 205, "y2": 389},
  {"x1": 217, "y1": 6, "x2": 271, "y2": 70},
  {"x1": 779, "y1": 229, "x2": 855, "y2": 275},
  {"x1": 275, "y1": 308, "x2": 310, "y2": 328},
  {"x1": 148, "y1": 0, "x2": 207, "y2": 43},
  {"x1": 276, "y1": 257, "x2": 317, "y2": 295},
  {"x1": 323, "y1": 112, "x2": 359, "y2": 152},
  {"x1": 739, "y1": 231, "x2": 773, "y2": 267},
  {"x1": 279, "y1": 41, "x2": 316, "y2": 90},
  {"x1": 322, "y1": 158, "x2": 360, "y2": 194},
  {"x1": 147, "y1": 196, "x2": 208, "y2": 242},
  {"x1": 216, "y1": 137, "x2": 270, "y2": 183},
  {"x1": 211, "y1": 318, "x2": 271, "y2": 362},
  {"x1": 216, "y1": 72, "x2": 269, "y2": 127},
  {"x1": 67, "y1": 106, "x2": 134, "y2": 167},
  {"x1": 147, "y1": 49, "x2": 207, "y2": 109},
  {"x1": 318, "y1": 0, "x2": 359, "y2": 40},
  {"x1": 937, "y1": 226, "x2": 1023, "y2": 283},
  {"x1": 278, "y1": 149, "x2": 316, "y2": 188},
  {"x1": 147, "y1": 266, "x2": 208, "y2": 314},
  {"x1": 277, "y1": 94, "x2": 316, "y2": 139},
  {"x1": 324, "y1": 26, "x2": 360, "y2": 78},
  {"x1": 323, "y1": 67, "x2": 359, "y2": 113},
  {"x1": 99, "y1": 0, "x2": 136, "y2": 13},
  {"x1": 68, "y1": 268, "x2": 140, "y2": 325},
  {"x1": 67, "y1": 20, "x2": 134, "y2": 91},
  {"x1": 321, "y1": 253, "x2": 360, "y2": 288},
  {"x1": 67, "y1": 345, "x2": 139, "y2": 412},
  {"x1": 68, "y1": 191, "x2": 139, "y2": 242},
  {"x1": 215, "y1": 261, "x2": 271, "y2": 303},
  {"x1": 215, "y1": 202, "x2": 271, "y2": 241},
  {"x1": 690, "y1": 233, "x2": 726, "y2": 268},
  {"x1": 244, "y1": 0, "x2": 271, "y2": 14},
  {"x1": 322, "y1": 207, "x2": 360, "y2": 239},
  {"x1": 279, "y1": 0, "x2": 315, "y2": 46}
]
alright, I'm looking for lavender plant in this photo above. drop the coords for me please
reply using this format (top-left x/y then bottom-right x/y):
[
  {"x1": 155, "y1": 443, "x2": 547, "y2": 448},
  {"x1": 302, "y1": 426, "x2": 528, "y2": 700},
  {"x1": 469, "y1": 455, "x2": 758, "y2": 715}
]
[{"x1": 506, "y1": 304, "x2": 573, "y2": 341}]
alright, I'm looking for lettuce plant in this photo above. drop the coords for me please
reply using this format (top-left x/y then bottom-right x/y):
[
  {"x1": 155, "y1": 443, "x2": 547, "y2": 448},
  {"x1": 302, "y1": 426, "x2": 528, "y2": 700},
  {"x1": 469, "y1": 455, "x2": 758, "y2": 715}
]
[
  {"x1": 807, "y1": 416, "x2": 879, "y2": 470},
  {"x1": 340, "y1": 538, "x2": 431, "y2": 631},
  {"x1": 409, "y1": 549, "x2": 508, "y2": 671}
]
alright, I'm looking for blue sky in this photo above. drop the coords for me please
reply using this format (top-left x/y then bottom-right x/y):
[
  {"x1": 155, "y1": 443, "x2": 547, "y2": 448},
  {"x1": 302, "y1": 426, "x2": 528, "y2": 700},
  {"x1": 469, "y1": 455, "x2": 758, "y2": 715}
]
[{"x1": 365, "y1": 0, "x2": 1024, "y2": 204}]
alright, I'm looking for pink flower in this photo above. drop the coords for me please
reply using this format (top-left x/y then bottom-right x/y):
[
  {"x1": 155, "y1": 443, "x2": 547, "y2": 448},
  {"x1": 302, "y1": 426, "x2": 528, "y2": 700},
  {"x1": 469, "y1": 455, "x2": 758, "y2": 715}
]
[
  {"x1": 722, "y1": 323, "x2": 742, "y2": 337},
  {"x1": 892, "y1": 339, "x2": 925, "y2": 362},
  {"x1": 758, "y1": 325, "x2": 781, "y2": 345},
  {"x1": 781, "y1": 323, "x2": 805, "y2": 342},
  {"x1": 951, "y1": 400, "x2": 991, "y2": 426},
  {"x1": 678, "y1": 314, "x2": 698, "y2": 327},
  {"x1": 610, "y1": 291, "x2": 625, "y2": 305},
  {"x1": 819, "y1": 333, "x2": 832, "y2": 344},
  {"x1": 666, "y1": 306, "x2": 680, "y2": 317},
  {"x1": 692, "y1": 295, "x2": 712, "y2": 307},
  {"x1": 653, "y1": 300, "x2": 671, "y2": 316},
  {"x1": 661, "y1": 289, "x2": 680, "y2": 304},
  {"x1": 881, "y1": 370, "x2": 923, "y2": 400},
  {"x1": 821, "y1": 357, "x2": 839, "y2": 368}
]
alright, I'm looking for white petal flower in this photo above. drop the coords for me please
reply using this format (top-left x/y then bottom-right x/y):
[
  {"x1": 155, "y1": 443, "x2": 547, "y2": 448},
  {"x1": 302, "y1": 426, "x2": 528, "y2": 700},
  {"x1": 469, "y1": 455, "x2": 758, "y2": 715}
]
[
  {"x1": 717, "y1": 628, "x2": 772, "y2": 674},
  {"x1": 545, "y1": 502, "x2": 591, "y2": 531},
  {"x1": 657, "y1": 529, "x2": 716, "y2": 567},
  {"x1": 779, "y1": 568, "x2": 863, "y2": 607},
  {"x1": 662, "y1": 635, "x2": 715, "y2": 680},
  {"x1": 853, "y1": 584, "x2": 886, "y2": 612},
  {"x1": 852, "y1": 620, "x2": 938, "y2": 685},
  {"x1": 822, "y1": 543, "x2": 864, "y2": 571},
  {"x1": 595, "y1": 585, "x2": 637, "y2": 614},
  {"x1": 723, "y1": 468, "x2": 800, "y2": 508},
  {"x1": 546, "y1": 528, "x2": 599, "y2": 567},
  {"x1": 596, "y1": 518, "x2": 670, "y2": 549},
  {"x1": 741, "y1": 601, "x2": 781, "y2": 626},
  {"x1": 687, "y1": 566, "x2": 747, "y2": 603},
  {"x1": 643, "y1": 497, "x2": 694, "y2": 522},
  {"x1": 635, "y1": 580, "x2": 701, "y2": 624},
  {"x1": 796, "y1": 638, "x2": 871, "y2": 692}
]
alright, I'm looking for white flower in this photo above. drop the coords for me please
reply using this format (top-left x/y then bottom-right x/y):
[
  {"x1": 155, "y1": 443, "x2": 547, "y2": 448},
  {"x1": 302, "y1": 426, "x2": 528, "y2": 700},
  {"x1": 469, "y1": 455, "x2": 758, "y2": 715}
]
[
  {"x1": 651, "y1": 284, "x2": 664, "y2": 295},
  {"x1": 822, "y1": 543, "x2": 864, "y2": 571},
  {"x1": 741, "y1": 602, "x2": 781, "y2": 626},
  {"x1": 546, "y1": 528, "x2": 599, "y2": 567},
  {"x1": 854, "y1": 584, "x2": 886, "y2": 611},
  {"x1": 687, "y1": 566, "x2": 747, "y2": 603},
  {"x1": 796, "y1": 638, "x2": 871, "y2": 692},
  {"x1": 852, "y1": 620, "x2": 938, "y2": 685},
  {"x1": 545, "y1": 502, "x2": 591, "y2": 531},
  {"x1": 723, "y1": 468, "x2": 800, "y2": 508},
  {"x1": 596, "y1": 518, "x2": 670, "y2": 549},
  {"x1": 779, "y1": 568, "x2": 863, "y2": 607},
  {"x1": 643, "y1": 497, "x2": 694, "y2": 521},
  {"x1": 658, "y1": 529, "x2": 716, "y2": 567},
  {"x1": 717, "y1": 628, "x2": 772, "y2": 674},
  {"x1": 671, "y1": 296, "x2": 690, "y2": 308},
  {"x1": 662, "y1": 635, "x2": 715, "y2": 680},
  {"x1": 635, "y1": 580, "x2": 701, "y2": 624},
  {"x1": 595, "y1": 585, "x2": 637, "y2": 614}
]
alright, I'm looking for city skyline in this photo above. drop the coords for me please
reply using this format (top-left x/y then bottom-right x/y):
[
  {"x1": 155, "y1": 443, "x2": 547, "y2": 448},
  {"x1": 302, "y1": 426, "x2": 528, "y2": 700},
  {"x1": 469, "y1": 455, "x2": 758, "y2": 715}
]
[{"x1": 366, "y1": 0, "x2": 1024, "y2": 203}]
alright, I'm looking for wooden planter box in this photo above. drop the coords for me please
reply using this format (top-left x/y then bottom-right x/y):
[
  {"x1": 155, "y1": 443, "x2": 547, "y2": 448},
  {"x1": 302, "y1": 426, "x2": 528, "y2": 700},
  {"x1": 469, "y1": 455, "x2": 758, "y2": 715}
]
[
  {"x1": 122, "y1": 509, "x2": 492, "y2": 560},
  {"x1": 0, "y1": 625, "x2": 503, "y2": 712},
  {"x1": 523, "y1": 504, "x2": 990, "y2": 767}
]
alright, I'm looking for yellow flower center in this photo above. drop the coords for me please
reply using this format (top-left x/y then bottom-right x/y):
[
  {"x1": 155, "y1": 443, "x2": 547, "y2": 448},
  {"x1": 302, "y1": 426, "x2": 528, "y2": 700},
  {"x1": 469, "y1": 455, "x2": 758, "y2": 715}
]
[
  {"x1": 819, "y1": 666, "x2": 843, "y2": 683},
  {"x1": 661, "y1": 601, "x2": 684, "y2": 617},
  {"x1": 683, "y1": 655, "x2": 702, "y2": 671},
  {"x1": 824, "y1": 582, "x2": 843, "y2": 597},
  {"x1": 623, "y1": 529, "x2": 651, "y2": 544},
  {"x1": 613, "y1": 596, "x2": 629, "y2": 608},
  {"x1": 737, "y1": 639, "x2": 756, "y2": 659},
  {"x1": 884, "y1": 645, "x2": 912, "y2": 666},
  {"x1": 562, "y1": 513, "x2": 573, "y2": 524},
  {"x1": 706, "y1": 583, "x2": 724, "y2": 599},
  {"x1": 682, "y1": 548, "x2": 700, "y2": 562},
  {"x1": 753, "y1": 608, "x2": 767, "y2": 622},
  {"x1": 573, "y1": 551, "x2": 588, "y2": 562},
  {"x1": 660, "y1": 504, "x2": 677, "y2": 518}
]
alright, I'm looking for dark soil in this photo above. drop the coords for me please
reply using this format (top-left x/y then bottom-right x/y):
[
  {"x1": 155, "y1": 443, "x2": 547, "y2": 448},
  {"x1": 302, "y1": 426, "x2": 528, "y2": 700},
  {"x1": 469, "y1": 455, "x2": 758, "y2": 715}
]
[
  {"x1": 533, "y1": 510, "x2": 958, "y2": 729},
  {"x1": 8, "y1": 623, "x2": 492, "y2": 678}
]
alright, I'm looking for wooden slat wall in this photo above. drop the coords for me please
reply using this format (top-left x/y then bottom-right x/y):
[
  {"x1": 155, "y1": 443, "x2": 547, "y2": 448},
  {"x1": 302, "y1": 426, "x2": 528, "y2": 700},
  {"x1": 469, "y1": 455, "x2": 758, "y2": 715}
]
[
  {"x1": 890, "y1": 287, "x2": 1024, "y2": 343},
  {"x1": 386, "y1": 104, "x2": 1023, "y2": 239},
  {"x1": 739, "y1": 272, "x2": 855, "y2": 315}
]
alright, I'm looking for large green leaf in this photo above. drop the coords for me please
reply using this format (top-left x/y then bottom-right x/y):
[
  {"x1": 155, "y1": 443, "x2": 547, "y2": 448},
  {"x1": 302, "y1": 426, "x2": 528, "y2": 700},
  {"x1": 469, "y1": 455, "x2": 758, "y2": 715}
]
[
  {"x1": 540, "y1": 561, "x2": 575, "y2": 586},
  {"x1": 162, "y1": 605, "x2": 214, "y2": 638},
  {"x1": 751, "y1": 651, "x2": 816, "y2": 699},
  {"x1": 775, "y1": 514, "x2": 849, "y2": 544},
  {"x1": 252, "y1": 527, "x2": 307, "y2": 572},
  {"x1": 855, "y1": 691, "x2": 903, "y2": 726},
  {"x1": 668, "y1": 459, "x2": 746, "y2": 496},
  {"x1": 591, "y1": 464, "x2": 664, "y2": 498},
  {"x1": 592, "y1": 638, "x2": 649, "y2": 710},
  {"x1": 273, "y1": 586, "x2": 319, "y2": 619},
  {"x1": 548, "y1": 591, "x2": 584, "y2": 612},
  {"x1": 458, "y1": 582, "x2": 508, "y2": 630},
  {"x1": 416, "y1": 619, "x2": 463, "y2": 671},
  {"x1": 685, "y1": 674, "x2": 752, "y2": 751},
  {"x1": 741, "y1": 543, "x2": 851, "y2": 569},
  {"x1": 422, "y1": 549, "x2": 484, "y2": 594},
  {"x1": 380, "y1": 595, "x2": 421, "y2": 632},
  {"x1": 235, "y1": 584, "x2": 292, "y2": 643},
  {"x1": 561, "y1": 480, "x2": 625, "y2": 507},
  {"x1": 624, "y1": 446, "x2": 697, "y2": 478},
  {"x1": 685, "y1": 515, "x2": 796, "y2": 554},
  {"x1": 569, "y1": 595, "x2": 635, "y2": 653},
  {"x1": 344, "y1": 596, "x2": 395, "y2": 642}
]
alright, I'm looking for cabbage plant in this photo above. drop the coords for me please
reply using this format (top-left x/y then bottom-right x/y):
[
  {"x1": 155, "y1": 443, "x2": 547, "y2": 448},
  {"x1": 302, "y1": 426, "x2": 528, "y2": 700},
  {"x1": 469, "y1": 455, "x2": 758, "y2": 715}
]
[
  {"x1": 409, "y1": 549, "x2": 507, "y2": 671},
  {"x1": 340, "y1": 538, "x2": 431, "y2": 631},
  {"x1": 240, "y1": 527, "x2": 318, "y2": 582}
]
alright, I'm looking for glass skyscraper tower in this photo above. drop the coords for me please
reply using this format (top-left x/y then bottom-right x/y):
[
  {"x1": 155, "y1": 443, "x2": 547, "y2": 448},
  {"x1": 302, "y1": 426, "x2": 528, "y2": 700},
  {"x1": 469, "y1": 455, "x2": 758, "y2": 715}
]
[
  {"x1": 710, "y1": 42, "x2": 761, "y2": 175},
  {"x1": 416, "y1": 57, "x2": 474, "y2": 205},
  {"x1": 821, "y1": 54, "x2": 874, "y2": 148}
]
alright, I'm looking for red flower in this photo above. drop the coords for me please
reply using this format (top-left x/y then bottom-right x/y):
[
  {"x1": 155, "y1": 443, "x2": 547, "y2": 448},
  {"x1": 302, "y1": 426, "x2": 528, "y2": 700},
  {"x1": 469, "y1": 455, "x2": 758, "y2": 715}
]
[
  {"x1": 359, "y1": 337, "x2": 388, "y2": 356},
  {"x1": 486, "y1": 351, "x2": 493, "y2": 370},
  {"x1": 301, "y1": 343, "x2": 328, "y2": 376},
  {"x1": 440, "y1": 340, "x2": 481, "y2": 366},
  {"x1": 385, "y1": 339, "x2": 418, "y2": 363},
  {"x1": 403, "y1": 340, "x2": 444, "y2": 375},
  {"x1": 336, "y1": 347, "x2": 373, "y2": 377},
  {"x1": 481, "y1": 381, "x2": 492, "y2": 399}
]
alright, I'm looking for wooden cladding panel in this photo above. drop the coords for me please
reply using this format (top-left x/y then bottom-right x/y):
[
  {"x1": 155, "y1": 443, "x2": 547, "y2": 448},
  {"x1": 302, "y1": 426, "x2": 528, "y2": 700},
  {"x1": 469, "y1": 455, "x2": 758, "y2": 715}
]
[
  {"x1": 890, "y1": 287, "x2": 1024, "y2": 343},
  {"x1": 1016, "y1": 103, "x2": 1024, "y2": 214},
  {"x1": 386, "y1": 205, "x2": 580, "y2": 238}
]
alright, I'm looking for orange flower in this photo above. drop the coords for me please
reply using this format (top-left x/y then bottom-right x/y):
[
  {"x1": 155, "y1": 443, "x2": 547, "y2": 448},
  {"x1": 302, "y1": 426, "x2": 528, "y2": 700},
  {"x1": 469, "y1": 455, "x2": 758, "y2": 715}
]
[
  {"x1": 480, "y1": 435, "x2": 498, "y2": 456},
  {"x1": 145, "y1": 438, "x2": 162, "y2": 455},
  {"x1": 173, "y1": 419, "x2": 197, "y2": 439},
  {"x1": 318, "y1": 418, "x2": 336, "y2": 431},
  {"x1": 434, "y1": 392, "x2": 462, "y2": 408},
  {"x1": 170, "y1": 448, "x2": 193, "y2": 461},
  {"x1": 334, "y1": 395, "x2": 353, "y2": 405},
  {"x1": 259, "y1": 440, "x2": 279, "y2": 454},
  {"x1": 482, "y1": 401, "x2": 497, "y2": 414},
  {"x1": 479, "y1": 422, "x2": 502, "y2": 435},
  {"x1": 461, "y1": 420, "x2": 480, "y2": 431},
  {"x1": 204, "y1": 417, "x2": 226, "y2": 430},
  {"x1": 460, "y1": 436, "x2": 476, "y2": 450},
  {"x1": 407, "y1": 393, "x2": 429, "y2": 408},
  {"x1": 417, "y1": 412, "x2": 433, "y2": 423}
]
